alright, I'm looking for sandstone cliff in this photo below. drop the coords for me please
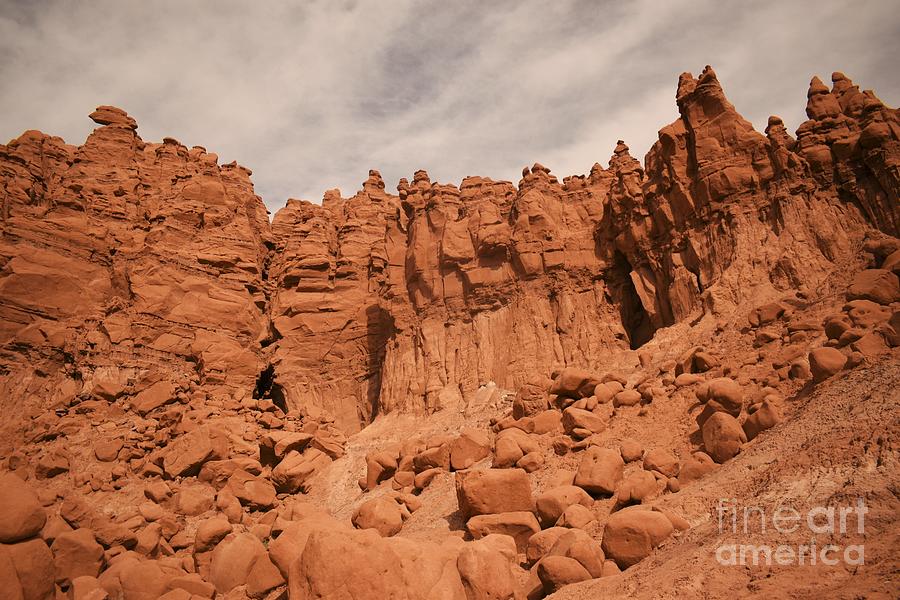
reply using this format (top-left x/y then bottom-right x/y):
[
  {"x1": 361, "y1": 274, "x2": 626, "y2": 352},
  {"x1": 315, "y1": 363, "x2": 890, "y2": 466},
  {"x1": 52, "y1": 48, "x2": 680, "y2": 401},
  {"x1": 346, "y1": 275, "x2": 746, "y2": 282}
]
[{"x1": 1, "y1": 68, "x2": 897, "y2": 438}]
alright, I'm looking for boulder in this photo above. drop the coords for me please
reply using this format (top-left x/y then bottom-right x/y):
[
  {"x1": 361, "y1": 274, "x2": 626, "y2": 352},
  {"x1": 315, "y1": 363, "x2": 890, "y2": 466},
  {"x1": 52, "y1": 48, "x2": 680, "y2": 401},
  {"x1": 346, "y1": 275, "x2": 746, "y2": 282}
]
[
  {"x1": 847, "y1": 269, "x2": 900, "y2": 304},
  {"x1": 457, "y1": 537, "x2": 517, "y2": 600},
  {"x1": 209, "y1": 532, "x2": 283, "y2": 594},
  {"x1": 193, "y1": 518, "x2": 232, "y2": 553},
  {"x1": 535, "y1": 486, "x2": 593, "y2": 527},
  {"x1": 701, "y1": 412, "x2": 747, "y2": 463},
  {"x1": 561, "y1": 407, "x2": 606, "y2": 435},
  {"x1": 162, "y1": 426, "x2": 227, "y2": 478},
  {"x1": 449, "y1": 429, "x2": 491, "y2": 471},
  {"x1": 546, "y1": 528, "x2": 605, "y2": 577},
  {"x1": 531, "y1": 410, "x2": 563, "y2": 435},
  {"x1": 536, "y1": 556, "x2": 591, "y2": 593},
  {"x1": 50, "y1": 528, "x2": 104, "y2": 585},
  {"x1": 512, "y1": 380, "x2": 551, "y2": 418},
  {"x1": 613, "y1": 470, "x2": 659, "y2": 509},
  {"x1": 0, "y1": 474, "x2": 46, "y2": 543},
  {"x1": 466, "y1": 512, "x2": 540, "y2": 552},
  {"x1": 362, "y1": 449, "x2": 399, "y2": 491},
  {"x1": 413, "y1": 442, "x2": 451, "y2": 473},
  {"x1": 809, "y1": 347, "x2": 847, "y2": 383},
  {"x1": 556, "y1": 504, "x2": 595, "y2": 529},
  {"x1": 619, "y1": 439, "x2": 643, "y2": 463},
  {"x1": 612, "y1": 389, "x2": 642, "y2": 407},
  {"x1": 288, "y1": 528, "x2": 410, "y2": 599},
  {"x1": 550, "y1": 368, "x2": 601, "y2": 399},
  {"x1": 601, "y1": 508, "x2": 674, "y2": 568},
  {"x1": 742, "y1": 400, "x2": 782, "y2": 440},
  {"x1": 225, "y1": 469, "x2": 276, "y2": 510},
  {"x1": 677, "y1": 452, "x2": 718, "y2": 485},
  {"x1": 5, "y1": 537, "x2": 55, "y2": 600},
  {"x1": 526, "y1": 527, "x2": 569, "y2": 565},
  {"x1": 642, "y1": 448, "x2": 679, "y2": 478},
  {"x1": 352, "y1": 496, "x2": 410, "y2": 537},
  {"x1": 455, "y1": 469, "x2": 533, "y2": 519},
  {"x1": 131, "y1": 381, "x2": 176, "y2": 416},
  {"x1": 696, "y1": 378, "x2": 743, "y2": 420},
  {"x1": 119, "y1": 560, "x2": 171, "y2": 600},
  {"x1": 272, "y1": 448, "x2": 331, "y2": 493},
  {"x1": 573, "y1": 447, "x2": 623, "y2": 496}
]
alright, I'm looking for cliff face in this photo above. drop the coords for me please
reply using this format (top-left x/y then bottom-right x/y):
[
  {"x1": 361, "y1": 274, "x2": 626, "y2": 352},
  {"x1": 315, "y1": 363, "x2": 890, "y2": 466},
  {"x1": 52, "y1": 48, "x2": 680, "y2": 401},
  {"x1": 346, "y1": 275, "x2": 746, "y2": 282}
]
[
  {"x1": 1, "y1": 69, "x2": 897, "y2": 435},
  {"x1": 0, "y1": 106, "x2": 272, "y2": 441}
]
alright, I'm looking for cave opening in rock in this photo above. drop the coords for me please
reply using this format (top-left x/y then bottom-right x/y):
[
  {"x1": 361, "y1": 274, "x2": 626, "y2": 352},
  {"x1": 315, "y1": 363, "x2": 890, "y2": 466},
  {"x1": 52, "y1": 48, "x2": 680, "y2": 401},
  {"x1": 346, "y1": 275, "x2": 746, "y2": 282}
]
[
  {"x1": 253, "y1": 364, "x2": 287, "y2": 412},
  {"x1": 611, "y1": 250, "x2": 655, "y2": 350}
]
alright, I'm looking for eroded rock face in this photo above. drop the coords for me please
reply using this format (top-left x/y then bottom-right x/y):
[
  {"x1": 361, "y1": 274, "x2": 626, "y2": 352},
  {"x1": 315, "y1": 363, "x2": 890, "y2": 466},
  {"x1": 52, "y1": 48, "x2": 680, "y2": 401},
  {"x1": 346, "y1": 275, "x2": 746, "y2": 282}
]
[
  {"x1": 0, "y1": 108, "x2": 272, "y2": 443},
  {"x1": 1, "y1": 67, "x2": 898, "y2": 437}
]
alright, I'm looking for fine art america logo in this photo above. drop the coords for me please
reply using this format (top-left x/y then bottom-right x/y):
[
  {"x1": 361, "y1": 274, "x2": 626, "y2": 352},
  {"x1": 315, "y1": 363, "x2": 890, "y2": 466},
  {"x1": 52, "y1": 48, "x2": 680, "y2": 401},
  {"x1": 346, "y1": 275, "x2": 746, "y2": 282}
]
[{"x1": 715, "y1": 498, "x2": 867, "y2": 566}]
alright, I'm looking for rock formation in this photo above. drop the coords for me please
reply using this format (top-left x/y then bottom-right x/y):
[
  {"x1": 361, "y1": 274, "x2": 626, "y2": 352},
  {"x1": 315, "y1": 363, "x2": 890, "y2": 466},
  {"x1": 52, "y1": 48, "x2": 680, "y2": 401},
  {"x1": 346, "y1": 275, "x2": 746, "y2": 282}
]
[{"x1": 0, "y1": 68, "x2": 897, "y2": 599}]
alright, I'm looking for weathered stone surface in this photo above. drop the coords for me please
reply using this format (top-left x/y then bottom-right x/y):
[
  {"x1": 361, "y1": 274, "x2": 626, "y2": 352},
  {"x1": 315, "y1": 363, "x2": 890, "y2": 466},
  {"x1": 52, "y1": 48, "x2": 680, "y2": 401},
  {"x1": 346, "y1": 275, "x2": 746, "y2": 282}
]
[
  {"x1": 701, "y1": 412, "x2": 748, "y2": 463},
  {"x1": 465, "y1": 512, "x2": 540, "y2": 552},
  {"x1": 455, "y1": 469, "x2": 533, "y2": 519},
  {"x1": 0, "y1": 475, "x2": 45, "y2": 543},
  {"x1": 601, "y1": 508, "x2": 675, "y2": 568},
  {"x1": 573, "y1": 447, "x2": 624, "y2": 496}
]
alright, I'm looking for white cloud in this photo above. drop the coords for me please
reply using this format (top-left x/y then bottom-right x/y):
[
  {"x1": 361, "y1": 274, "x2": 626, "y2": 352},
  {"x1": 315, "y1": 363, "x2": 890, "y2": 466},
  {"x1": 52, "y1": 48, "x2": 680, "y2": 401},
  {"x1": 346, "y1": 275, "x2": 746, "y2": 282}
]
[{"x1": 1, "y1": 0, "x2": 897, "y2": 214}]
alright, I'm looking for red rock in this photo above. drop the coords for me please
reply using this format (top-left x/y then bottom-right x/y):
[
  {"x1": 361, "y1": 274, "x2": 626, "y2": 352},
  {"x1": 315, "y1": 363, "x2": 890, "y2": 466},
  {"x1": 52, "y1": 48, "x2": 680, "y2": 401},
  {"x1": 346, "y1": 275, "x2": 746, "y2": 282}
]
[
  {"x1": 208, "y1": 533, "x2": 278, "y2": 594},
  {"x1": 546, "y1": 528, "x2": 605, "y2": 577},
  {"x1": 601, "y1": 508, "x2": 674, "y2": 568},
  {"x1": 556, "y1": 504, "x2": 595, "y2": 529},
  {"x1": 167, "y1": 573, "x2": 216, "y2": 598},
  {"x1": 614, "y1": 470, "x2": 660, "y2": 509},
  {"x1": 0, "y1": 474, "x2": 46, "y2": 543},
  {"x1": 847, "y1": 269, "x2": 900, "y2": 304},
  {"x1": 809, "y1": 347, "x2": 848, "y2": 382},
  {"x1": 131, "y1": 381, "x2": 176, "y2": 416},
  {"x1": 466, "y1": 512, "x2": 540, "y2": 552},
  {"x1": 456, "y1": 538, "x2": 517, "y2": 600},
  {"x1": 701, "y1": 412, "x2": 747, "y2": 463},
  {"x1": 512, "y1": 379, "x2": 552, "y2": 418},
  {"x1": 119, "y1": 560, "x2": 170, "y2": 600},
  {"x1": 193, "y1": 518, "x2": 232, "y2": 553},
  {"x1": 677, "y1": 452, "x2": 718, "y2": 485},
  {"x1": 535, "y1": 485, "x2": 593, "y2": 528},
  {"x1": 351, "y1": 496, "x2": 409, "y2": 537},
  {"x1": 35, "y1": 451, "x2": 69, "y2": 479},
  {"x1": 162, "y1": 427, "x2": 228, "y2": 478},
  {"x1": 455, "y1": 469, "x2": 533, "y2": 519},
  {"x1": 173, "y1": 486, "x2": 215, "y2": 516},
  {"x1": 449, "y1": 429, "x2": 491, "y2": 471},
  {"x1": 6, "y1": 537, "x2": 55, "y2": 600},
  {"x1": 536, "y1": 555, "x2": 591, "y2": 593},
  {"x1": 613, "y1": 389, "x2": 642, "y2": 407},
  {"x1": 287, "y1": 528, "x2": 407, "y2": 599},
  {"x1": 93, "y1": 438, "x2": 123, "y2": 463},
  {"x1": 561, "y1": 407, "x2": 607, "y2": 436},
  {"x1": 271, "y1": 448, "x2": 332, "y2": 493},
  {"x1": 743, "y1": 400, "x2": 783, "y2": 440},
  {"x1": 550, "y1": 368, "x2": 602, "y2": 399},
  {"x1": 413, "y1": 442, "x2": 451, "y2": 473},
  {"x1": 573, "y1": 447, "x2": 624, "y2": 496},
  {"x1": 225, "y1": 469, "x2": 276, "y2": 510},
  {"x1": 50, "y1": 528, "x2": 104, "y2": 585},
  {"x1": 642, "y1": 448, "x2": 679, "y2": 478},
  {"x1": 695, "y1": 377, "x2": 744, "y2": 424},
  {"x1": 517, "y1": 451, "x2": 545, "y2": 473}
]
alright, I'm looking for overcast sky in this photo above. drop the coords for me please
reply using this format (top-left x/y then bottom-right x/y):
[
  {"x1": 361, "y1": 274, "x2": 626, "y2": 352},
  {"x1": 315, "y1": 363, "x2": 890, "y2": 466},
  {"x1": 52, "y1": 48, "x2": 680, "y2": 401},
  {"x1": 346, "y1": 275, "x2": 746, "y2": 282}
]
[{"x1": 1, "y1": 1, "x2": 898, "y2": 214}]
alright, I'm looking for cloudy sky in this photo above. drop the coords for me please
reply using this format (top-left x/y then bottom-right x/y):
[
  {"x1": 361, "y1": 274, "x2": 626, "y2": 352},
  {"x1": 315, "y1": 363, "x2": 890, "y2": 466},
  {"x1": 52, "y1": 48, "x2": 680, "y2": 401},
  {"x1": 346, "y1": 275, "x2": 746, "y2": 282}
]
[{"x1": 1, "y1": 1, "x2": 898, "y2": 214}]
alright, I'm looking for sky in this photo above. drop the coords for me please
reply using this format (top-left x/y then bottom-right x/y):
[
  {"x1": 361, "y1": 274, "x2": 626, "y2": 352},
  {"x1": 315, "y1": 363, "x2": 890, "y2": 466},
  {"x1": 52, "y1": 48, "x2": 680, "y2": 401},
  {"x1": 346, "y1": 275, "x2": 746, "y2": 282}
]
[{"x1": 1, "y1": 1, "x2": 898, "y2": 215}]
